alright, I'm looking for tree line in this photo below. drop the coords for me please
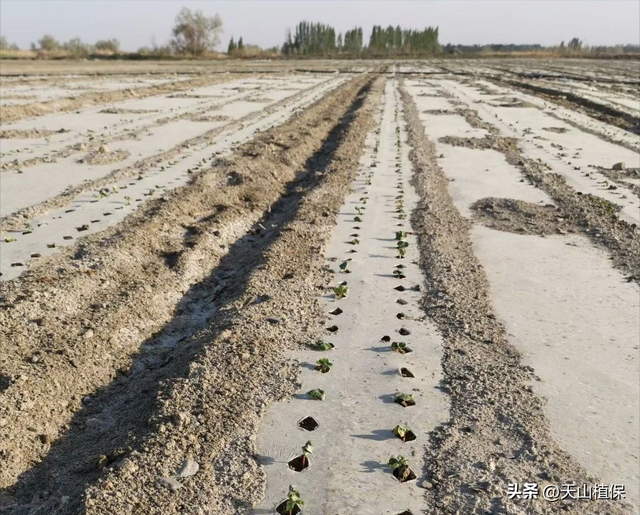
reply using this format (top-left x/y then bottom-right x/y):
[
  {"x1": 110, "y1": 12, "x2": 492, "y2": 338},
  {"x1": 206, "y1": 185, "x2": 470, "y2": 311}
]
[
  {"x1": 280, "y1": 22, "x2": 440, "y2": 56},
  {"x1": 1, "y1": 7, "x2": 638, "y2": 60}
]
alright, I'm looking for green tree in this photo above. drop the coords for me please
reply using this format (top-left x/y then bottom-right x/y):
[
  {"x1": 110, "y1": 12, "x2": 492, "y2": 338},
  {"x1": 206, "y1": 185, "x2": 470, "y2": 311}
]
[
  {"x1": 228, "y1": 37, "x2": 237, "y2": 54},
  {"x1": 171, "y1": 7, "x2": 223, "y2": 56},
  {"x1": 282, "y1": 21, "x2": 337, "y2": 56},
  {"x1": 238, "y1": 36, "x2": 244, "y2": 50},
  {"x1": 344, "y1": 27, "x2": 363, "y2": 54},
  {"x1": 568, "y1": 37, "x2": 583, "y2": 51}
]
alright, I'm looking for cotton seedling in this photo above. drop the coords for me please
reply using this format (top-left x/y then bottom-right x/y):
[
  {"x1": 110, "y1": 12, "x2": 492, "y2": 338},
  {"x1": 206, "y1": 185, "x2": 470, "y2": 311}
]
[
  {"x1": 392, "y1": 425, "x2": 416, "y2": 442},
  {"x1": 353, "y1": 216, "x2": 362, "y2": 223},
  {"x1": 348, "y1": 238, "x2": 360, "y2": 245},
  {"x1": 391, "y1": 341, "x2": 411, "y2": 354},
  {"x1": 314, "y1": 341, "x2": 335, "y2": 351},
  {"x1": 307, "y1": 389, "x2": 326, "y2": 401},
  {"x1": 387, "y1": 455, "x2": 416, "y2": 482},
  {"x1": 333, "y1": 283, "x2": 348, "y2": 299},
  {"x1": 124, "y1": 196, "x2": 132, "y2": 206},
  {"x1": 397, "y1": 247, "x2": 407, "y2": 259},
  {"x1": 339, "y1": 261, "x2": 351, "y2": 274},
  {"x1": 397, "y1": 241, "x2": 409, "y2": 250},
  {"x1": 280, "y1": 485, "x2": 305, "y2": 515},
  {"x1": 394, "y1": 392, "x2": 415, "y2": 407},
  {"x1": 395, "y1": 231, "x2": 407, "y2": 241},
  {"x1": 4, "y1": 237, "x2": 16, "y2": 243},
  {"x1": 315, "y1": 358, "x2": 333, "y2": 373},
  {"x1": 387, "y1": 455, "x2": 407, "y2": 470},
  {"x1": 96, "y1": 187, "x2": 111, "y2": 199}
]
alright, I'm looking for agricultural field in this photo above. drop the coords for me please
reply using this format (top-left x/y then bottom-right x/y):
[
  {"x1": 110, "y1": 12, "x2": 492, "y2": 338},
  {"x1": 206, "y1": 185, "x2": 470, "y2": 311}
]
[{"x1": 0, "y1": 58, "x2": 638, "y2": 515}]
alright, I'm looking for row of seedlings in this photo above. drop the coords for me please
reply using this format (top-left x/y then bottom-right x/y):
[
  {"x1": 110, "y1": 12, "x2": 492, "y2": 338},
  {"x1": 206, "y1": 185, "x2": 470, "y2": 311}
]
[
  {"x1": 273, "y1": 115, "x2": 384, "y2": 514},
  {"x1": 386, "y1": 95, "x2": 418, "y2": 494}
]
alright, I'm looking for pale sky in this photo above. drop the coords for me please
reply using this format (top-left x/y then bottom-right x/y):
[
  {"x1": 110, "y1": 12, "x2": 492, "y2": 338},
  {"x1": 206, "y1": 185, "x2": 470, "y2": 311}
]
[{"x1": 1, "y1": 0, "x2": 638, "y2": 51}]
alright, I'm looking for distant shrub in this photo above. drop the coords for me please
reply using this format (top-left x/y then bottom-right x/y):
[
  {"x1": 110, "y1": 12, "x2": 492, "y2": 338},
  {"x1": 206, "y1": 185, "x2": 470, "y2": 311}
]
[
  {"x1": 37, "y1": 34, "x2": 60, "y2": 51},
  {"x1": 95, "y1": 39, "x2": 120, "y2": 54},
  {"x1": 63, "y1": 38, "x2": 92, "y2": 58}
]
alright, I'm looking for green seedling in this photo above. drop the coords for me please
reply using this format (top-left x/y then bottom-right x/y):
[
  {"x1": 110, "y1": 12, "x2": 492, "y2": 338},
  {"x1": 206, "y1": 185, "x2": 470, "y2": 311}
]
[
  {"x1": 391, "y1": 341, "x2": 411, "y2": 354},
  {"x1": 348, "y1": 238, "x2": 360, "y2": 245},
  {"x1": 124, "y1": 196, "x2": 132, "y2": 206},
  {"x1": 397, "y1": 247, "x2": 407, "y2": 259},
  {"x1": 387, "y1": 455, "x2": 416, "y2": 482},
  {"x1": 395, "y1": 231, "x2": 407, "y2": 240},
  {"x1": 279, "y1": 485, "x2": 305, "y2": 515},
  {"x1": 307, "y1": 389, "x2": 326, "y2": 401},
  {"x1": 393, "y1": 269, "x2": 406, "y2": 278},
  {"x1": 96, "y1": 187, "x2": 111, "y2": 199},
  {"x1": 394, "y1": 392, "x2": 415, "y2": 407},
  {"x1": 339, "y1": 261, "x2": 351, "y2": 273},
  {"x1": 4, "y1": 237, "x2": 16, "y2": 243},
  {"x1": 333, "y1": 283, "x2": 349, "y2": 299},
  {"x1": 314, "y1": 341, "x2": 335, "y2": 351},
  {"x1": 393, "y1": 425, "x2": 416, "y2": 442},
  {"x1": 387, "y1": 455, "x2": 408, "y2": 470},
  {"x1": 397, "y1": 241, "x2": 409, "y2": 249},
  {"x1": 353, "y1": 216, "x2": 362, "y2": 223},
  {"x1": 355, "y1": 206, "x2": 364, "y2": 215},
  {"x1": 315, "y1": 358, "x2": 333, "y2": 373}
]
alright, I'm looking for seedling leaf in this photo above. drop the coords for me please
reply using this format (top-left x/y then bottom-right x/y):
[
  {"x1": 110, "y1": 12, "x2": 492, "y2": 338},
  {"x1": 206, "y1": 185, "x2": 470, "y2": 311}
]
[
  {"x1": 307, "y1": 389, "x2": 326, "y2": 401},
  {"x1": 315, "y1": 358, "x2": 333, "y2": 373},
  {"x1": 333, "y1": 284, "x2": 349, "y2": 299},
  {"x1": 314, "y1": 341, "x2": 335, "y2": 351},
  {"x1": 387, "y1": 455, "x2": 408, "y2": 470}
]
